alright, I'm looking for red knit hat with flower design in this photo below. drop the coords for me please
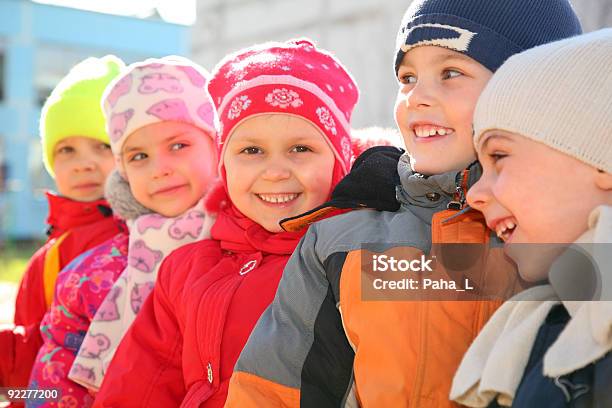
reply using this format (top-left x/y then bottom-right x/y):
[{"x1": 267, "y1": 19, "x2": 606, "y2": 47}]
[{"x1": 207, "y1": 39, "x2": 359, "y2": 186}]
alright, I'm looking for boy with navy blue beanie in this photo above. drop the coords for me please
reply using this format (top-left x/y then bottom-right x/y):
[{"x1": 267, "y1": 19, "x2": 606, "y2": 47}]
[{"x1": 224, "y1": 1, "x2": 582, "y2": 407}]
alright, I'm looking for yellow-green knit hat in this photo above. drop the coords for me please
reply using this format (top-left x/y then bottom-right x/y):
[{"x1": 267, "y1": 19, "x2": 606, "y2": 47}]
[{"x1": 40, "y1": 55, "x2": 125, "y2": 177}]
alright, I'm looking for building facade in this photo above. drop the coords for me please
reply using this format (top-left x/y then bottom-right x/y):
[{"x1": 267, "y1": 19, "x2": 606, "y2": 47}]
[
  {"x1": 191, "y1": 0, "x2": 611, "y2": 128},
  {"x1": 0, "y1": 0, "x2": 190, "y2": 239}
]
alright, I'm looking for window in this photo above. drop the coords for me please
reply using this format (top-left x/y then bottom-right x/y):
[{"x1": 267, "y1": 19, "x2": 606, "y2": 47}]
[
  {"x1": 0, "y1": 137, "x2": 6, "y2": 193},
  {"x1": 0, "y1": 52, "x2": 4, "y2": 103},
  {"x1": 28, "y1": 139, "x2": 53, "y2": 197}
]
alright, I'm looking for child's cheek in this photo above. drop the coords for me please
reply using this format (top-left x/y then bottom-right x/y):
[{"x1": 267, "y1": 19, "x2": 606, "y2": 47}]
[
  {"x1": 124, "y1": 168, "x2": 146, "y2": 199},
  {"x1": 190, "y1": 163, "x2": 214, "y2": 192},
  {"x1": 53, "y1": 163, "x2": 72, "y2": 194},
  {"x1": 308, "y1": 169, "x2": 334, "y2": 198},
  {"x1": 131, "y1": 182, "x2": 149, "y2": 208},
  {"x1": 100, "y1": 156, "x2": 116, "y2": 178}
]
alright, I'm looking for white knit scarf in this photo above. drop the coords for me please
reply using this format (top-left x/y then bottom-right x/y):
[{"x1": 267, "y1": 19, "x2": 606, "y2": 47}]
[
  {"x1": 451, "y1": 205, "x2": 612, "y2": 407},
  {"x1": 69, "y1": 197, "x2": 214, "y2": 391}
]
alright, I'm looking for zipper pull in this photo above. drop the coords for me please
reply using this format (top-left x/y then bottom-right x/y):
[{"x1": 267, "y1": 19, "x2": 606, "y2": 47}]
[
  {"x1": 447, "y1": 186, "x2": 464, "y2": 210},
  {"x1": 447, "y1": 200, "x2": 463, "y2": 211},
  {"x1": 207, "y1": 362, "x2": 213, "y2": 384},
  {"x1": 448, "y1": 169, "x2": 469, "y2": 210}
]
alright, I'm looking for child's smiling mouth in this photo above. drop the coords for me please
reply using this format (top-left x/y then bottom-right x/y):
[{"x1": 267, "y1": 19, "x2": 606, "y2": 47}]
[
  {"x1": 256, "y1": 193, "x2": 301, "y2": 206},
  {"x1": 490, "y1": 216, "x2": 517, "y2": 242},
  {"x1": 411, "y1": 123, "x2": 455, "y2": 142},
  {"x1": 152, "y1": 184, "x2": 189, "y2": 196}
]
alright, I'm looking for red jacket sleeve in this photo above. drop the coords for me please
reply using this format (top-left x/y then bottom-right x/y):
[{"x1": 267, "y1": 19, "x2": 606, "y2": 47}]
[
  {"x1": 0, "y1": 323, "x2": 43, "y2": 387},
  {"x1": 94, "y1": 259, "x2": 186, "y2": 407},
  {"x1": 14, "y1": 244, "x2": 50, "y2": 327},
  {"x1": 0, "y1": 243, "x2": 48, "y2": 388}
]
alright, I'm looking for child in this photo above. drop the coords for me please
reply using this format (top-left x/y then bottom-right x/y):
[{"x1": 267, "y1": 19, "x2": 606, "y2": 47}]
[
  {"x1": 92, "y1": 39, "x2": 366, "y2": 407},
  {"x1": 224, "y1": 1, "x2": 582, "y2": 407},
  {"x1": 26, "y1": 57, "x2": 218, "y2": 408},
  {"x1": 0, "y1": 56, "x2": 124, "y2": 390},
  {"x1": 452, "y1": 29, "x2": 612, "y2": 408}
]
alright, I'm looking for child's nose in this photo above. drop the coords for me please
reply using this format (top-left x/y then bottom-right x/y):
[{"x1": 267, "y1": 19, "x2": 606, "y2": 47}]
[
  {"x1": 404, "y1": 81, "x2": 435, "y2": 109},
  {"x1": 466, "y1": 177, "x2": 492, "y2": 212},
  {"x1": 151, "y1": 157, "x2": 173, "y2": 178},
  {"x1": 73, "y1": 156, "x2": 96, "y2": 172},
  {"x1": 261, "y1": 165, "x2": 291, "y2": 181}
]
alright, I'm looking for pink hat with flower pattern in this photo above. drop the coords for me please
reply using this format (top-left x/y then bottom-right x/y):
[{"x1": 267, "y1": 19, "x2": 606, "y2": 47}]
[
  {"x1": 102, "y1": 56, "x2": 216, "y2": 156},
  {"x1": 207, "y1": 39, "x2": 359, "y2": 183}
]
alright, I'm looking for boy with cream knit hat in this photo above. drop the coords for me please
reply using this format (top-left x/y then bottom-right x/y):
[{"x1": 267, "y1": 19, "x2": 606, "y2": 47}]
[{"x1": 453, "y1": 29, "x2": 612, "y2": 407}]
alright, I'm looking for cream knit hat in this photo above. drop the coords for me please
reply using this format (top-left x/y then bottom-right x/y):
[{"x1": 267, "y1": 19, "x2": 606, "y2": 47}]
[{"x1": 474, "y1": 29, "x2": 612, "y2": 173}]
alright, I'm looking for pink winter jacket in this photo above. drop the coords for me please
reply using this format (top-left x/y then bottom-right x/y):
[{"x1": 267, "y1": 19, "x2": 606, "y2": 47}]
[{"x1": 28, "y1": 231, "x2": 129, "y2": 408}]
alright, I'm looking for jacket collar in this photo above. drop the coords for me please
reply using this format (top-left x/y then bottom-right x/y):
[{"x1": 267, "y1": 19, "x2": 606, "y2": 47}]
[
  {"x1": 45, "y1": 192, "x2": 112, "y2": 239},
  {"x1": 396, "y1": 153, "x2": 482, "y2": 210},
  {"x1": 210, "y1": 186, "x2": 306, "y2": 256}
]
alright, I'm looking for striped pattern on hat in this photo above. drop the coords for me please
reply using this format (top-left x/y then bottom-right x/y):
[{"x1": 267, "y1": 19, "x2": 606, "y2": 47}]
[{"x1": 395, "y1": 0, "x2": 582, "y2": 74}]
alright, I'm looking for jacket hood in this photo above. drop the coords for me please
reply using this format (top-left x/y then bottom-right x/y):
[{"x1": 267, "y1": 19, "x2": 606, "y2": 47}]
[
  {"x1": 45, "y1": 192, "x2": 113, "y2": 239},
  {"x1": 397, "y1": 155, "x2": 482, "y2": 209}
]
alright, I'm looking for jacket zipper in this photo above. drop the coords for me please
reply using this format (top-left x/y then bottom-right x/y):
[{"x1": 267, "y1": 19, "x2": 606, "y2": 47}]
[{"x1": 446, "y1": 169, "x2": 469, "y2": 210}]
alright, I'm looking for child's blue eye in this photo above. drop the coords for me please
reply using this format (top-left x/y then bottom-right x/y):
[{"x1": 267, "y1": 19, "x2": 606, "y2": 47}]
[
  {"x1": 241, "y1": 147, "x2": 262, "y2": 155},
  {"x1": 292, "y1": 145, "x2": 312, "y2": 153},
  {"x1": 171, "y1": 142, "x2": 188, "y2": 151},
  {"x1": 129, "y1": 153, "x2": 147, "y2": 162},
  {"x1": 442, "y1": 69, "x2": 462, "y2": 80}
]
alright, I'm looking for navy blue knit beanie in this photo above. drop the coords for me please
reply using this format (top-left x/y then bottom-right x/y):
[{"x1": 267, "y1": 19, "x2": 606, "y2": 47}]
[{"x1": 394, "y1": 0, "x2": 582, "y2": 74}]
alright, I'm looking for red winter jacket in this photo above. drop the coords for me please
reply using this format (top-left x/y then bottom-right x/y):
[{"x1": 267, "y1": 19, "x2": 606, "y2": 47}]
[
  {"x1": 0, "y1": 192, "x2": 124, "y2": 389},
  {"x1": 94, "y1": 197, "x2": 306, "y2": 408},
  {"x1": 93, "y1": 132, "x2": 394, "y2": 407}
]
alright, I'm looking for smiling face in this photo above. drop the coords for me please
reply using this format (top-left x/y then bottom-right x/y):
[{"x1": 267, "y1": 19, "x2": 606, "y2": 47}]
[
  {"x1": 394, "y1": 46, "x2": 493, "y2": 175},
  {"x1": 53, "y1": 136, "x2": 115, "y2": 202},
  {"x1": 467, "y1": 130, "x2": 612, "y2": 280},
  {"x1": 223, "y1": 114, "x2": 335, "y2": 233},
  {"x1": 121, "y1": 121, "x2": 217, "y2": 217}
]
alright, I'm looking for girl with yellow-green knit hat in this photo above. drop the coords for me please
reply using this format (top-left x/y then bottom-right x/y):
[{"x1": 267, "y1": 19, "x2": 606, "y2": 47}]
[{"x1": 0, "y1": 55, "x2": 126, "y2": 390}]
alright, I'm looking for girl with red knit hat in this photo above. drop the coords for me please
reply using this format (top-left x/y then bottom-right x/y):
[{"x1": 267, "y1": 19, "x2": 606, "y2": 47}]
[{"x1": 93, "y1": 39, "x2": 379, "y2": 407}]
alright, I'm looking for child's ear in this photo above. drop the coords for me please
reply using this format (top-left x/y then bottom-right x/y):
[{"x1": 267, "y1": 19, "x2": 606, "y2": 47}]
[{"x1": 594, "y1": 169, "x2": 612, "y2": 191}]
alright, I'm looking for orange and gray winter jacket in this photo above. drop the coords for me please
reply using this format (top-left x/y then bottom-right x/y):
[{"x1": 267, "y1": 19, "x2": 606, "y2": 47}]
[{"x1": 225, "y1": 150, "x2": 515, "y2": 408}]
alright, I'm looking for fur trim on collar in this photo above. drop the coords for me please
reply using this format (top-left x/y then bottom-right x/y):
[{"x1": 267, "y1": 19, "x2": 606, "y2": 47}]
[{"x1": 104, "y1": 170, "x2": 151, "y2": 220}]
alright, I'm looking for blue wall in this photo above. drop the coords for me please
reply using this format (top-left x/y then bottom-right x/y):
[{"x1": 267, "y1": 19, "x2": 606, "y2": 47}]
[{"x1": 0, "y1": 0, "x2": 190, "y2": 239}]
